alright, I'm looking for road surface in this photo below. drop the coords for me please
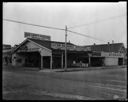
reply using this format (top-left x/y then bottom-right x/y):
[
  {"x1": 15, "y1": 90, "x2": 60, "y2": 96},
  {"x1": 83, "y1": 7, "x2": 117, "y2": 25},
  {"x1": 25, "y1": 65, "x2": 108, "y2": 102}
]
[{"x1": 2, "y1": 66, "x2": 127, "y2": 100}]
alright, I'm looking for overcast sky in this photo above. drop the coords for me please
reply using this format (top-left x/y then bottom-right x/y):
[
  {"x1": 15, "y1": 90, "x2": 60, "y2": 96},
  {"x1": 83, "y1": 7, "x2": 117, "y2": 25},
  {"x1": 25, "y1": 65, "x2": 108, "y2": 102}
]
[{"x1": 3, "y1": 2, "x2": 127, "y2": 47}]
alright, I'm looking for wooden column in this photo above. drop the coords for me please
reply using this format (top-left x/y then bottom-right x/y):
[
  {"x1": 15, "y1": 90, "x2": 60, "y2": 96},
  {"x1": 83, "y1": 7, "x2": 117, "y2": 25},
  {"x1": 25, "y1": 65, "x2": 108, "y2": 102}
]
[
  {"x1": 123, "y1": 58, "x2": 125, "y2": 65},
  {"x1": 61, "y1": 52, "x2": 63, "y2": 69},
  {"x1": 88, "y1": 54, "x2": 91, "y2": 67},
  {"x1": 41, "y1": 56, "x2": 43, "y2": 70},
  {"x1": 50, "y1": 54, "x2": 53, "y2": 70}
]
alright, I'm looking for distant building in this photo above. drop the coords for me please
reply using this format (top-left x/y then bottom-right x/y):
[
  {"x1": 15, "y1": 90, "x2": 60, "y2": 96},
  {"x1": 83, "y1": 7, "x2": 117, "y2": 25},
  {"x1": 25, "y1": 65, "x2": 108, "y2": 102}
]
[
  {"x1": 3, "y1": 44, "x2": 12, "y2": 65},
  {"x1": 3, "y1": 44, "x2": 11, "y2": 50}
]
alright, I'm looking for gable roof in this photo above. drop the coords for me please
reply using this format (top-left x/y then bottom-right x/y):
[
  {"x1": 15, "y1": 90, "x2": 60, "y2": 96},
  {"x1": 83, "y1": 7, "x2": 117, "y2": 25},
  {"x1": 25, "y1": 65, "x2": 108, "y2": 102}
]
[
  {"x1": 28, "y1": 38, "x2": 75, "y2": 49},
  {"x1": 84, "y1": 43, "x2": 125, "y2": 53},
  {"x1": 28, "y1": 38, "x2": 93, "y2": 52},
  {"x1": 12, "y1": 38, "x2": 76, "y2": 53},
  {"x1": 12, "y1": 38, "x2": 52, "y2": 53}
]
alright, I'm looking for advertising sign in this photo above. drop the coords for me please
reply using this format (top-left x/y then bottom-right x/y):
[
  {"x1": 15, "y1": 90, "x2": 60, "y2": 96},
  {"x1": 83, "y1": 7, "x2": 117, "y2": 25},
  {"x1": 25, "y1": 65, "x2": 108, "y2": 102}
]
[{"x1": 24, "y1": 32, "x2": 51, "y2": 41}]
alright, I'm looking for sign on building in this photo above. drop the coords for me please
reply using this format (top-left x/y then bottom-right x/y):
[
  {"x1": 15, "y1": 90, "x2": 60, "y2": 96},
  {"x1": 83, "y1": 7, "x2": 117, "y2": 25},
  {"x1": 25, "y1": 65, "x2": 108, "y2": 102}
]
[
  {"x1": 24, "y1": 32, "x2": 51, "y2": 41},
  {"x1": 51, "y1": 43, "x2": 91, "y2": 51},
  {"x1": 51, "y1": 43, "x2": 74, "y2": 50},
  {"x1": 17, "y1": 42, "x2": 40, "y2": 52},
  {"x1": 101, "y1": 52, "x2": 124, "y2": 58},
  {"x1": 92, "y1": 52, "x2": 101, "y2": 56}
]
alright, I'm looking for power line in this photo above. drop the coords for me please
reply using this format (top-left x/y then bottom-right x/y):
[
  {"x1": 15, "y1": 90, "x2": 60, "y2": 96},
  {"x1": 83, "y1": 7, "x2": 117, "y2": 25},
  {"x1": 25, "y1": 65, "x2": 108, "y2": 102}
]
[
  {"x1": 3, "y1": 18, "x2": 65, "y2": 31},
  {"x1": 3, "y1": 18, "x2": 107, "y2": 42},
  {"x1": 68, "y1": 14, "x2": 126, "y2": 29},
  {"x1": 67, "y1": 30, "x2": 106, "y2": 42}
]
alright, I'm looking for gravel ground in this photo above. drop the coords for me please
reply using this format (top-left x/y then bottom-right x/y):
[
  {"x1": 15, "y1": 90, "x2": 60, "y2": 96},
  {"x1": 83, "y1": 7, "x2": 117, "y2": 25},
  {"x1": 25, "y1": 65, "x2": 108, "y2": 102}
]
[{"x1": 2, "y1": 65, "x2": 127, "y2": 100}]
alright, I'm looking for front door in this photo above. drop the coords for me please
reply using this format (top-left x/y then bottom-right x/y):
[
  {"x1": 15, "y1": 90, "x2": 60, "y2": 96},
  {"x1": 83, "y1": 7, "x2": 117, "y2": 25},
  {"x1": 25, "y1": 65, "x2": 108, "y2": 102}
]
[{"x1": 43, "y1": 56, "x2": 50, "y2": 68}]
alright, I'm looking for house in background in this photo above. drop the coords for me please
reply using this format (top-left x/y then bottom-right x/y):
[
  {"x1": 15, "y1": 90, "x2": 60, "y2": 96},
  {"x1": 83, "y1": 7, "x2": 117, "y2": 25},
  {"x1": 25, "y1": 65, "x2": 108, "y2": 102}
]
[{"x1": 3, "y1": 44, "x2": 12, "y2": 65}]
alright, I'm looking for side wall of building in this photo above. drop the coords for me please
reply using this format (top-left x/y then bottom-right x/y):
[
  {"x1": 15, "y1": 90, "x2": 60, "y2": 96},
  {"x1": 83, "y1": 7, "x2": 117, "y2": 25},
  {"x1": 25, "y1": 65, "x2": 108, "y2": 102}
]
[{"x1": 104, "y1": 57, "x2": 118, "y2": 66}]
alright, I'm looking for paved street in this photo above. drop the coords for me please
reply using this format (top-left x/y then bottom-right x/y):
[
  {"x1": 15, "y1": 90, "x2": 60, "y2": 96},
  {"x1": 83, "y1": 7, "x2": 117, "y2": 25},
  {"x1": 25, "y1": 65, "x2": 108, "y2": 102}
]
[{"x1": 2, "y1": 66, "x2": 127, "y2": 100}]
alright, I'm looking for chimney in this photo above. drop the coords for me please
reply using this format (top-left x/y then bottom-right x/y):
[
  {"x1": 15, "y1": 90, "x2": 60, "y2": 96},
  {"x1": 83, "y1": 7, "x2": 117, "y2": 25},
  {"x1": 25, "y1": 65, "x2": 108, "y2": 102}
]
[
  {"x1": 112, "y1": 40, "x2": 114, "y2": 44},
  {"x1": 94, "y1": 43, "x2": 96, "y2": 45},
  {"x1": 108, "y1": 42, "x2": 110, "y2": 45}
]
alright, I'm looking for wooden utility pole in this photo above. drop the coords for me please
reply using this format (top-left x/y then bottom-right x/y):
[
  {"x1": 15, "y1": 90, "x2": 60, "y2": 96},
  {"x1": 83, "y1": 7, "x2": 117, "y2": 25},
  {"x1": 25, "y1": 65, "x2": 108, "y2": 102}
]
[{"x1": 65, "y1": 25, "x2": 67, "y2": 71}]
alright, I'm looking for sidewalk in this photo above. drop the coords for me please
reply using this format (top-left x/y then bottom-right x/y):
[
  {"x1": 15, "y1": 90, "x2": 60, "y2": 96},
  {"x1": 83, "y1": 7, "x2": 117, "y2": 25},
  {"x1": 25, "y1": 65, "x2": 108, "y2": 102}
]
[
  {"x1": 39, "y1": 65, "x2": 126, "y2": 72},
  {"x1": 3, "y1": 64, "x2": 126, "y2": 72}
]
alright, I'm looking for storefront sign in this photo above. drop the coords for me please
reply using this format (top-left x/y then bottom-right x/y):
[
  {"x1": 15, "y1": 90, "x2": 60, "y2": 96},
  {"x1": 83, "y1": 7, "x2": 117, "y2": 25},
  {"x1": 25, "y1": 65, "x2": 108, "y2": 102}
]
[
  {"x1": 51, "y1": 43, "x2": 91, "y2": 51},
  {"x1": 92, "y1": 52, "x2": 101, "y2": 56},
  {"x1": 101, "y1": 52, "x2": 124, "y2": 57},
  {"x1": 75, "y1": 46, "x2": 91, "y2": 51}
]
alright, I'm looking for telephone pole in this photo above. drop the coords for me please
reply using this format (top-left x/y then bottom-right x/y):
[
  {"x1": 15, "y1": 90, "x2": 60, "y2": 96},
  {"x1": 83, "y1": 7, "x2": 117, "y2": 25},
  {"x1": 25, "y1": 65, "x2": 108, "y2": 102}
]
[{"x1": 65, "y1": 25, "x2": 67, "y2": 71}]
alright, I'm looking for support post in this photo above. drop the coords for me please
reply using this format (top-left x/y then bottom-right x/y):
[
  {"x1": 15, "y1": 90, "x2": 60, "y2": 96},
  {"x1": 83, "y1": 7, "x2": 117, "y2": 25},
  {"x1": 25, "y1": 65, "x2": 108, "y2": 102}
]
[
  {"x1": 61, "y1": 52, "x2": 63, "y2": 68},
  {"x1": 88, "y1": 57, "x2": 90, "y2": 67},
  {"x1": 50, "y1": 54, "x2": 53, "y2": 70},
  {"x1": 41, "y1": 56, "x2": 43, "y2": 70},
  {"x1": 65, "y1": 25, "x2": 67, "y2": 71},
  {"x1": 88, "y1": 54, "x2": 91, "y2": 67}
]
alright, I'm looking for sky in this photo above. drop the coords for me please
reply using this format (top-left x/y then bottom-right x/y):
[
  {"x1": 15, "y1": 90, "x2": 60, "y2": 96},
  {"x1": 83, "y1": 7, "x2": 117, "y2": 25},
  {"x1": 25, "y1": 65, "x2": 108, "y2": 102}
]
[{"x1": 3, "y1": 2, "x2": 127, "y2": 47}]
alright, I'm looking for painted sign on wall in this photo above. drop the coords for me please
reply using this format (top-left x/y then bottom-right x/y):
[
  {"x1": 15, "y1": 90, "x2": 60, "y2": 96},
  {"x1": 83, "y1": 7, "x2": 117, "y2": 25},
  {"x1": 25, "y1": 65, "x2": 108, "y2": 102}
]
[
  {"x1": 18, "y1": 45, "x2": 39, "y2": 52},
  {"x1": 101, "y1": 52, "x2": 124, "y2": 57},
  {"x1": 51, "y1": 43, "x2": 74, "y2": 50},
  {"x1": 51, "y1": 43, "x2": 91, "y2": 51},
  {"x1": 18, "y1": 42, "x2": 40, "y2": 52}
]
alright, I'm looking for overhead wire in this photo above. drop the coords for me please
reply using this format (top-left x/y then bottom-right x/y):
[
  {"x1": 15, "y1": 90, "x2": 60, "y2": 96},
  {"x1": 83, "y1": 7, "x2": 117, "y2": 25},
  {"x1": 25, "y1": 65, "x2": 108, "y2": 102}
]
[
  {"x1": 3, "y1": 18, "x2": 65, "y2": 31},
  {"x1": 3, "y1": 18, "x2": 113, "y2": 42},
  {"x1": 68, "y1": 14, "x2": 126, "y2": 29},
  {"x1": 67, "y1": 30, "x2": 106, "y2": 42}
]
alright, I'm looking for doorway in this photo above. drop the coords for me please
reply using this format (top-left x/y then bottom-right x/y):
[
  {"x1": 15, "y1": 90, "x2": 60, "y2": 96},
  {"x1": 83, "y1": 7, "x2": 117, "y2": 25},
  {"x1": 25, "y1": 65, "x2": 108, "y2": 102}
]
[
  {"x1": 118, "y1": 58, "x2": 123, "y2": 65},
  {"x1": 43, "y1": 56, "x2": 50, "y2": 68}
]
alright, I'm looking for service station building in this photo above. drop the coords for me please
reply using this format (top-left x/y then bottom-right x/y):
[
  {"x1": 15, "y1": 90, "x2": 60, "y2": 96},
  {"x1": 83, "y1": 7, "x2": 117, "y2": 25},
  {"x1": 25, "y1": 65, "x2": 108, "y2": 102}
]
[{"x1": 12, "y1": 32, "x2": 126, "y2": 70}]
